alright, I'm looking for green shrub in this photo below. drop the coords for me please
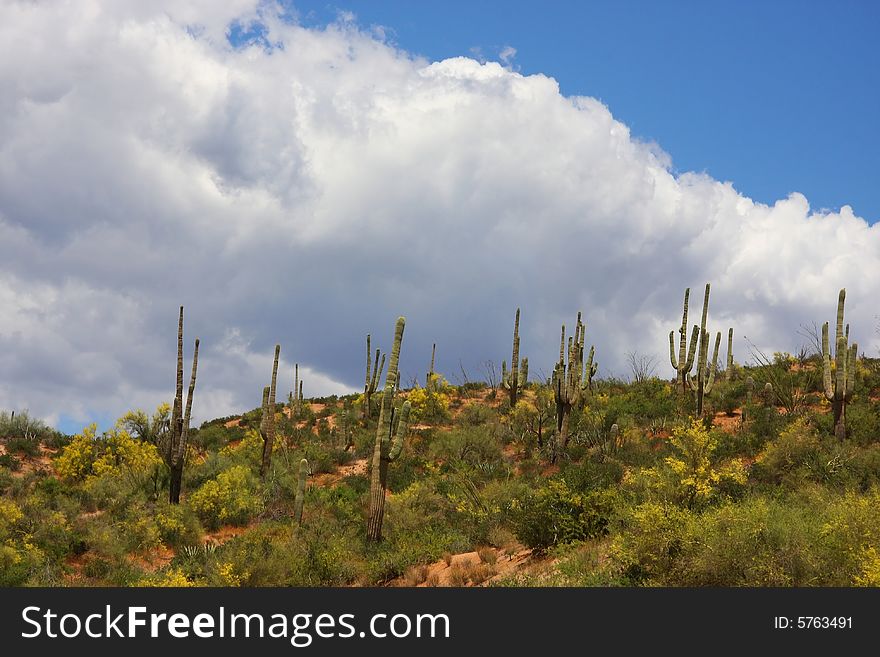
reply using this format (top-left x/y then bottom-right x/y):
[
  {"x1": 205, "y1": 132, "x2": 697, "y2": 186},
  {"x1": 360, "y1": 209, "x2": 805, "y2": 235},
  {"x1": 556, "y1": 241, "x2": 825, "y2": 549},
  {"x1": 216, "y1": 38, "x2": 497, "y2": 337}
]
[
  {"x1": 844, "y1": 404, "x2": 880, "y2": 446},
  {"x1": 612, "y1": 497, "x2": 820, "y2": 586},
  {"x1": 560, "y1": 458, "x2": 624, "y2": 493},
  {"x1": 457, "y1": 403, "x2": 498, "y2": 427},
  {"x1": 508, "y1": 479, "x2": 615, "y2": 551},
  {"x1": 155, "y1": 502, "x2": 203, "y2": 548}
]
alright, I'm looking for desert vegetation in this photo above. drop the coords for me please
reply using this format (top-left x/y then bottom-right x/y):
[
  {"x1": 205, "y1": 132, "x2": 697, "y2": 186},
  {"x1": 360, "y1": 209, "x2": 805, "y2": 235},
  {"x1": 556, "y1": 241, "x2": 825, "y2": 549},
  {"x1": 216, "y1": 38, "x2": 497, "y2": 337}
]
[{"x1": 2, "y1": 286, "x2": 880, "y2": 587}]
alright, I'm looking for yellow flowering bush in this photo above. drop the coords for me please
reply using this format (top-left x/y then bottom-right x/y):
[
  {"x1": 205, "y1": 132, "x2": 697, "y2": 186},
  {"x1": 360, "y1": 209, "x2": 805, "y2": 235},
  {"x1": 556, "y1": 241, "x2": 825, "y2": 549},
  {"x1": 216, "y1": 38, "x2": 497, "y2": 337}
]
[
  {"x1": 188, "y1": 465, "x2": 264, "y2": 529},
  {"x1": 406, "y1": 386, "x2": 451, "y2": 424},
  {"x1": 625, "y1": 418, "x2": 746, "y2": 508},
  {"x1": 55, "y1": 424, "x2": 99, "y2": 482}
]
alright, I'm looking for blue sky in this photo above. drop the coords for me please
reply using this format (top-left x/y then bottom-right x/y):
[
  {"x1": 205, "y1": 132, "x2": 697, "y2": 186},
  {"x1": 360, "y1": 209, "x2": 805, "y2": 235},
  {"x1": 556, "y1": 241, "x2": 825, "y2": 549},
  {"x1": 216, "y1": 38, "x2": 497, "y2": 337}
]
[{"x1": 287, "y1": 0, "x2": 880, "y2": 222}]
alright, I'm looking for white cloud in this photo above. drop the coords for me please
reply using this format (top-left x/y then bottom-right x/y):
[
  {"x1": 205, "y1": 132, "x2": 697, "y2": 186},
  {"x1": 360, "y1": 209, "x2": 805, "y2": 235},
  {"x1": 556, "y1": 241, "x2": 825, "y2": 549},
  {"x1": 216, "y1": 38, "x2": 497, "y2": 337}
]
[{"x1": 1, "y1": 2, "x2": 878, "y2": 430}]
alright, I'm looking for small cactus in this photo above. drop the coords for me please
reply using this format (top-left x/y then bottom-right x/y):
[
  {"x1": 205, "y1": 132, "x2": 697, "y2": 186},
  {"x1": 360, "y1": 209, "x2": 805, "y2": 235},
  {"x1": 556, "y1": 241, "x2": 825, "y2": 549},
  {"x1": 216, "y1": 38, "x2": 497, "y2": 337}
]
[
  {"x1": 742, "y1": 375, "x2": 755, "y2": 426},
  {"x1": 293, "y1": 458, "x2": 308, "y2": 526}
]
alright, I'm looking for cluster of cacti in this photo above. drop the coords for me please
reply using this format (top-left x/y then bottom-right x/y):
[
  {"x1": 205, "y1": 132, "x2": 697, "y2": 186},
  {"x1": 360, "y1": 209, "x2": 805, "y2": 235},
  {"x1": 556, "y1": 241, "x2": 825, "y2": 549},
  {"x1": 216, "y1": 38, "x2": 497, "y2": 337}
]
[
  {"x1": 501, "y1": 308, "x2": 528, "y2": 406},
  {"x1": 822, "y1": 288, "x2": 858, "y2": 441},
  {"x1": 670, "y1": 283, "x2": 721, "y2": 416},
  {"x1": 362, "y1": 334, "x2": 386, "y2": 421},
  {"x1": 293, "y1": 458, "x2": 308, "y2": 526},
  {"x1": 367, "y1": 316, "x2": 411, "y2": 542},
  {"x1": 551, "y1": 312, "x2": 596, "y2": 456},
  {"x1": 289, "y1": 363, "x2": 304, "y2": 416},
  {"x1": 168, "y1": 306, "x2": 199, "y2": 504},
  {"x1": 259, "y1": 344, "x2": 280, "y2": 478}
]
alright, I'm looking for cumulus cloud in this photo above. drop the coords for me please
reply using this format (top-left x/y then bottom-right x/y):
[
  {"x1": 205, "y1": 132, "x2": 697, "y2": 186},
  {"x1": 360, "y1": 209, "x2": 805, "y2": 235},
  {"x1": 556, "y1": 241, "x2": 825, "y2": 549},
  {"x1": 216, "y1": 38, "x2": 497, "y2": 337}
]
[{"x1": 1, "y1": 1, "x2": 878, "y2": 430}]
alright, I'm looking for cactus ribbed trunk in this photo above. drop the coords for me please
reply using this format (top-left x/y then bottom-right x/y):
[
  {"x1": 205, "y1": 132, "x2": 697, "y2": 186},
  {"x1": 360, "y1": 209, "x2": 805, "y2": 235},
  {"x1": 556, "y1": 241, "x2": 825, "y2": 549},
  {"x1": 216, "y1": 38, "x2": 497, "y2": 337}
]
[
  {"x1": 363, "y1": 335, "x2": 385, "y2": 421},
  {"x1": 502, "y1": 308, "x2": 528, "y2": 406},
  {"x1": 168, "y1": 306, "x2": 198, "y2": 504},
  {"x1": 259, "y1": 344, "x2": 280, "y2": 478},
  {"x1": 367, "y1": 317, "x2": 410, "y2": 542},
  {"x1": 822, "y1": 289, "x2": 857, "y2": 442},
  {"x1": 669, "y1": 288, "x2": 699, "y2": 393},
  {"x1": 685, "y1": 284, "x2": 719, "y2": 417},
  {"x1": 725, "y1": 328, "x2": 734, "y2": 379},
  {"x1": 509, "y1": 309, "x2": 520, "y2": 406},
  {"x1": 426, "y1": 343, "x2": 436, "y2": 392}
]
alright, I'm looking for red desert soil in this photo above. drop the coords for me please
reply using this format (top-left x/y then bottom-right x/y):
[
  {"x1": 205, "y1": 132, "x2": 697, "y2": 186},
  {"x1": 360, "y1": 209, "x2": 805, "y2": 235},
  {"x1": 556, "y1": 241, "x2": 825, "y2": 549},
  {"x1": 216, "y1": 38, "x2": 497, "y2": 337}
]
[
  {"x1": 311, "y1": 457, "x2": 368, "y2": 487},
  {"x1": 389, "y1": 546, "x2": 534, "y2": 587},
  {"x1": 4, "y1": 444, "x2": 58, "y2": 478}
]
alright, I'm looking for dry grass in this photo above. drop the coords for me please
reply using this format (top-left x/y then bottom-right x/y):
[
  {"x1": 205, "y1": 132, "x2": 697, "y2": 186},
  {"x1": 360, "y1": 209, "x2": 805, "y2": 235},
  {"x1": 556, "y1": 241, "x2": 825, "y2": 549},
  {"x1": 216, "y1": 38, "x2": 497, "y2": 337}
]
[
  {"x1": 477, "y1": 546, "x2": 497, "y2": 565},
  {"x1": 403, "y1": 564, "x2": 429, "y2": 586},
  {"x1": 447, "y1": 563, "x2": 469, "y2": 587}
]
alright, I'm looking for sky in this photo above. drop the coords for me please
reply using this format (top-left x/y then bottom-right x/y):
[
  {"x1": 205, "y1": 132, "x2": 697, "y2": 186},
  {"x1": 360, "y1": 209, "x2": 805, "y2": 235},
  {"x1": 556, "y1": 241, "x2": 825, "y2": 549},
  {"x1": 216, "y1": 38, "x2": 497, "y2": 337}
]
[{"x1": 1, "y1": 1, "x2": 879, "y2": 434}]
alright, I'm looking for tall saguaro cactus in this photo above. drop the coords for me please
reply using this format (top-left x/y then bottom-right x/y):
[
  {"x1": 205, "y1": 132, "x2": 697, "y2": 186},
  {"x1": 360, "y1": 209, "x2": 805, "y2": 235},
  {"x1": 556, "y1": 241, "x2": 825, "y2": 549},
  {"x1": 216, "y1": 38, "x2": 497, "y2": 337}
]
[
  {"x1": 259, "y1": 344, "x2": 280, "y2": 478},
  {"x1": 363, "y1": 334, "x2": 386, "y2": 421},
  {"x1": 669, "y1": 287, "x2": 700, "y2": 393},
  {"x1": 367, "y1": 317, "x2": 411, "y2": 542},
  {"x1": 502, "y1": 308, "x2": 528, "y2": 407},
  {"x1": 552, "y1": 312, "x2": 596, "y2": 457},
  {"x1": 822, "y1": 289, "x2": 858, "y2": 441},
  {"x1": 426, "y1": 343, "x2": 436, "y2": 392},
  {"x1": 168, "y1": 306, "x2": 199, "y2": 504}
]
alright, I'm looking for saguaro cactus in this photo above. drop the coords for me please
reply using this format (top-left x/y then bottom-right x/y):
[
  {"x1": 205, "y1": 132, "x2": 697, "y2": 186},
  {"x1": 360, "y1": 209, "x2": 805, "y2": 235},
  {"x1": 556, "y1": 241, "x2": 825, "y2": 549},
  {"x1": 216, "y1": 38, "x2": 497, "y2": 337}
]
[
  {"x1": 168, "y1": 306, "x2": 199, "y2": 504},
  {"x1": 259, "y1": 344, "x2": 280, "y2": 478},
  {"x1": 363, "y1": 334, "x2": 386, "y2": 421},
  {"x1": 822, "y1": 289, "x2": 858, "y2": 441},
  {"x1": 367, "y1": 316, "x2": 411, "y2": 542},
  {"x1": 688, "y1": 327, "x2": 721, "y2": 417},
  {"x1": 552, "y1": 312, "x2": 597, "y2": 456},
  {"x1": 293, "y1": 458, "x2": 308, "y2": 526},
  {"x1": 725, "y1": 328, "x2": 734, "y2": 380},
  {"x1": 502, "y1": 308, "x2": 528, "y2": 406},
  {"x1": 669, "y1": 287, "x2": 700, "y2": 393},
  {"x1": 741, "y1": 375, "x2": 755, "y2": 426},
  {"x1": 426, "y1": 343, "x2": 437, "y2": 393},
  {"x1": 289, "y1": 364, "x2": 304, "y2": 416}
]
